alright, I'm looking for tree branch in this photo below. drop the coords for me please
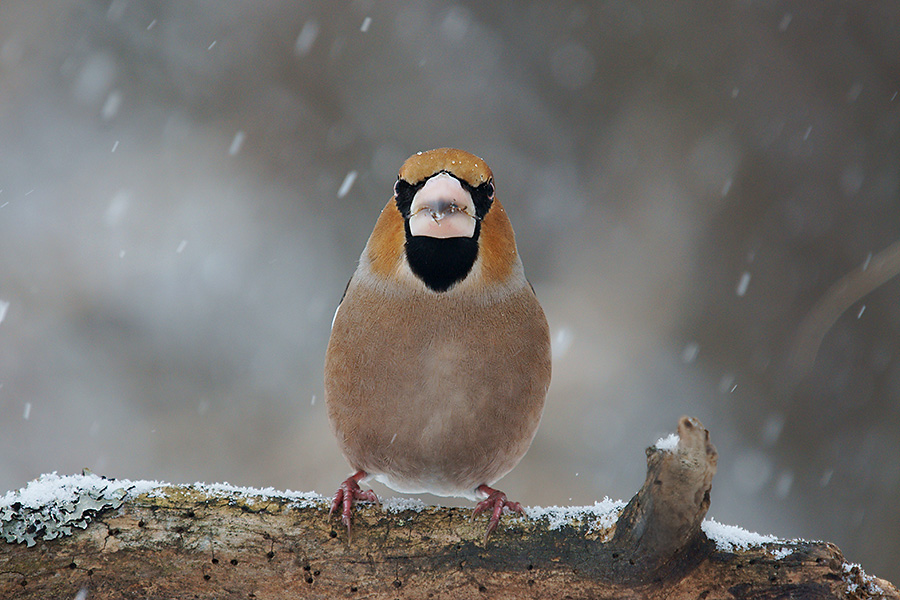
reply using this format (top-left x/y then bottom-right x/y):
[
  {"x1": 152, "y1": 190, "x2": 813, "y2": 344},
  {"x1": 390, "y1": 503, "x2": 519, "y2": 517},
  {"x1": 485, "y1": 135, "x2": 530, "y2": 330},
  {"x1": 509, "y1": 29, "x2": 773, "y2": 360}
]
[{"x1": 1, "y1": 417, "x2": 896, "y2": 599}]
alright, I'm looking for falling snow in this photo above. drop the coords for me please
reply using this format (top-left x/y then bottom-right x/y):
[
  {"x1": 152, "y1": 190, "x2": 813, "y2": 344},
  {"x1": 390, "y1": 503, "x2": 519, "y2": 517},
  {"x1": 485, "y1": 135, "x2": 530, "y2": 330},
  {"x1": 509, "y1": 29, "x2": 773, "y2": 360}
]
[
  {"x1": 229, "y1": 130, "x2": 245, "y2": 156},
  {"x1": 337, "y1": 170, "x2": 358, "y2": 198},
  {"x1": 735, "y1": 271, "x2": 751, "y2": 296},
  {"x1": 681, "y1": 342, "x2": 700, "y2": 364},
  {"x1": 294, "y1": 20, "x2": 320, "y2": 56}
]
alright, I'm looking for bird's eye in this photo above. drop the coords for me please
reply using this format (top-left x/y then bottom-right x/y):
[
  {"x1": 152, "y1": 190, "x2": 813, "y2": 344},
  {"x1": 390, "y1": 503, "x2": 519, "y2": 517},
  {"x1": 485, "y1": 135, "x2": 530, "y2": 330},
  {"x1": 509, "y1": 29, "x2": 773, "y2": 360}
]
[
  {"x1": 393, "y1": 177, "x2": 401, "y2": 197},
  {"x1": 484, "y1": 179, "x2": 495, "y2": 200}
]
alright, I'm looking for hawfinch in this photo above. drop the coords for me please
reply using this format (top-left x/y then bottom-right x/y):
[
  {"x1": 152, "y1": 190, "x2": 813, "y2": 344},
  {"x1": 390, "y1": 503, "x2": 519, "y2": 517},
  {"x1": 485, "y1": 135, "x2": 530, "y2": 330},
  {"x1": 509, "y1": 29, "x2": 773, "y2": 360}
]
[{"x1": 325, "y1": 148, "x2": 551, "y2": 542}]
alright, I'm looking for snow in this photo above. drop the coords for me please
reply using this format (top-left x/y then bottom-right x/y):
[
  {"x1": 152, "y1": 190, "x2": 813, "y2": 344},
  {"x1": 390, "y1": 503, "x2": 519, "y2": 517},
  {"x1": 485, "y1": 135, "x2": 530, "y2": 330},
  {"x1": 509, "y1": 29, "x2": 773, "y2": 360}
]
[
  {"x1": 735, "y1": 271, "x2": 751, "y2": 296},
  {"x1": 0, "y1": 299, "x2": 9, "y2": 324},
  {"x1": 551, "y1": 326, "x2": 574, "y2": 359},
  {"x1": 383, "y1": 496, "x2": 426, "y2": 513},
  {"x1": 769, "y1": 546, "x2": 794, "y2": 560},
  {"x1": 843, "y1": 561, "x2": 885, "y2": 596},
  {"x1": 228, "y1": 130, "x2": 245, "y2": 156},
  {"x1": 655, "y1": 432, "x2": 680, "y2": 452},
  {"x1": 526, "y1": 498, "x2": 625, "y2": 533},
  {"x1": 5, "y1": 473, "x2": 823, "y2": 565},
  {"x1": 0, "y1": 472, "x2": 163, "y2": 546},
  {"x1": 681, "y1": 342, "x2": 700, "y2": 364},
  {"x1": 191, "y1": 481, "x2": 323, "y2": 508},
  {"x1": 701, "y1": 517, "x2": 778, "y2": 552},
  {"x1": 778, "y1": 13, "x2": 792, "y2": 32},
  {"x1": 1, "y1": 472, "x2": 154, "y2": 512},
  {"x1": 337, "y1": 170, "x2": 358, "y2": 198},
  {"x1": 101, "y1": 90, "x2": 122, "y2": 120},
  {"x1": 721, "y1": 177, "x2": 733, "y2": 196},
  {"x1": 0, "y1": 473, "x2": 325, "y2": 546},
  {"x1": 294, "y1": 21, "x2": 320, "y2": 57}
]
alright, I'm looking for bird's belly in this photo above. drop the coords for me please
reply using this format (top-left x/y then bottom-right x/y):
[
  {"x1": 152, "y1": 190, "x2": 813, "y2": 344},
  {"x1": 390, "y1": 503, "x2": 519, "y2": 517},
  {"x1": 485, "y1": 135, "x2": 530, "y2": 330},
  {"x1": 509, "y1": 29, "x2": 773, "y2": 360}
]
[
  {"x1": 331, "y1": 338, "x2": 541, "y2": 498},
  {"x1": 325, "y1": 285, "x2": 550, "y2": 499}
]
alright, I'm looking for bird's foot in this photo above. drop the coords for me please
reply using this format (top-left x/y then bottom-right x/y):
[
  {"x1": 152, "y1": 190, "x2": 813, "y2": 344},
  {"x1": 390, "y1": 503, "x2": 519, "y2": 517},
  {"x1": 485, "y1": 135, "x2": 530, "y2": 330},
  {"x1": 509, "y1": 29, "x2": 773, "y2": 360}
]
[
  {"x1": 471, "y1": 484, "x2": 526, "y2": 544},
  {"x1": 330, "y1": 470, "x2": 379, "y2": 538}
]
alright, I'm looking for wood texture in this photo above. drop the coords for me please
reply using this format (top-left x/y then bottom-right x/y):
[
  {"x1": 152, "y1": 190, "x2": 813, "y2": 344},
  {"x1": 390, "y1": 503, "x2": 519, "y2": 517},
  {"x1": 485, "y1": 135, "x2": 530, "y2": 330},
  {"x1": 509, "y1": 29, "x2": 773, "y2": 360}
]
[{"x1": 1, "y1": 417, "x2": 896, "y2": 599}]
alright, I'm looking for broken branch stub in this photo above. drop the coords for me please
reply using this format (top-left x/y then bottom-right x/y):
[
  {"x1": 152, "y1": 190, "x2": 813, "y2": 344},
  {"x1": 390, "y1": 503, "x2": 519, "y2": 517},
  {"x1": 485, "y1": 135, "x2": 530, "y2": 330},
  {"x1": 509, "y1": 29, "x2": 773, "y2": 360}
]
[{"x1": 612, "y1": 416, "x2": 719, "y2": 577}]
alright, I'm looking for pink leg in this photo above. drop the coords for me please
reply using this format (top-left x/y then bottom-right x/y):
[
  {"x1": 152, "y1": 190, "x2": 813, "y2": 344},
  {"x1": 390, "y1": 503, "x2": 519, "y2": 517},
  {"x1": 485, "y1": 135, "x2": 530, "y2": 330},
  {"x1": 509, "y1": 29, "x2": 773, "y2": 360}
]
[
  {"x1": 330, "y1": 470, "x2": 379, "y2": 537},
  {"x1": 471, "y1": 484, "x2": 526, "y2": 543}
]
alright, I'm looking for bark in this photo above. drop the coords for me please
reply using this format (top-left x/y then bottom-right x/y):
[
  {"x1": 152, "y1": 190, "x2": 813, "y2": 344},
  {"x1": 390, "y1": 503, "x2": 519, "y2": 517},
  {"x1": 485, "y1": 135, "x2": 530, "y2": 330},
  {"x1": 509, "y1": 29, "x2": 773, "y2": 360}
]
[{"x1": 1, "y1": 416, "x2": 896, "y2": 600}]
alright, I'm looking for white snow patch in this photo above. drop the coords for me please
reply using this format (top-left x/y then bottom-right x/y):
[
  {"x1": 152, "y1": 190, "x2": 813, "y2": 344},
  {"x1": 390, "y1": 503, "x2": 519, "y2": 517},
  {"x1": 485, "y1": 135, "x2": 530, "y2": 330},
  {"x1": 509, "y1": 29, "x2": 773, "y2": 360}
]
[
  {"x1": 527, "y1": 498, "x2": 625, "y2": 534},
  {"x1": 360, "y1": 17, "x2": 372, "y2": 32},
  {"x1": 22, "y1": 402, "x2": 31, "y2": 420},
  {"x1": 842, "y1": 561, "x2": 885, "y2": 596},
  {"x1": 769, "y1": 546, "x2": 794, "y2": 560},
  {"x1": 702, "y1": 518, "x2": 778, "y2": 552},
  {"x1": 654, "y1": 432, "x2": 680, "y2": 452},
  {"x1": 337, "y1": 170, "x2": 358, "y2": 198},
  {"x1": 176, "y1": 239, "x2": 188, "y2": 254},
  {"x1": 186, "y1": 482, "x2": 323, "y2": 508},
  {"x1": 383, "y1": 496, "x2": 426, "y2": 513},
  {"x1": 2, "y1": 473, "x2": 101, "y2": 510},
  {"x1": 0, "y1": 299, "x2": 9, "y2": 324}
]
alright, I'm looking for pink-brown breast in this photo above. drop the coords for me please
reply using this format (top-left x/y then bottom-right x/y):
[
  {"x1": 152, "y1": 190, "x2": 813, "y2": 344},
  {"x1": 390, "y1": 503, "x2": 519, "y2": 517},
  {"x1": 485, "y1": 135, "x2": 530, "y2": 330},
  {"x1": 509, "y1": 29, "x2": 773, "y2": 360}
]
[{"x1": 324, "y1": 276, "x2": 551, "y2": 498}]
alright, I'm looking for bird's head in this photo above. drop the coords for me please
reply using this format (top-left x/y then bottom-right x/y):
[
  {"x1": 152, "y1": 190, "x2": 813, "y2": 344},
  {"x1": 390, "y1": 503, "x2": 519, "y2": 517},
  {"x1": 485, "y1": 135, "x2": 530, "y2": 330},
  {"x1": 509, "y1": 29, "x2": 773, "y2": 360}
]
[{"x1": 364, "y1": 148, "x2": 521, "y2": 293}]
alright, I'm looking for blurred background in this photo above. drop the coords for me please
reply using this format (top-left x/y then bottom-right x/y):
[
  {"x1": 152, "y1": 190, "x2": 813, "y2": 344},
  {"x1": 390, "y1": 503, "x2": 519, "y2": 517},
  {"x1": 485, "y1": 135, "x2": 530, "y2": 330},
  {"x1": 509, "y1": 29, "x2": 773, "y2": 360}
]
[{"x1": 1, "y1": 0, "x2": 899, "y2": 581}]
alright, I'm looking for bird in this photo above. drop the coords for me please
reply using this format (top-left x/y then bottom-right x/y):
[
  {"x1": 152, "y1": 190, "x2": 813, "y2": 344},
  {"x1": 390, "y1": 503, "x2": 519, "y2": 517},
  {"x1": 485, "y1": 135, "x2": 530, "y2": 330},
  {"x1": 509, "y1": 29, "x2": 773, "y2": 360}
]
[{"x1": 325, "y1": 148, "x2": 551, "y2": 542}]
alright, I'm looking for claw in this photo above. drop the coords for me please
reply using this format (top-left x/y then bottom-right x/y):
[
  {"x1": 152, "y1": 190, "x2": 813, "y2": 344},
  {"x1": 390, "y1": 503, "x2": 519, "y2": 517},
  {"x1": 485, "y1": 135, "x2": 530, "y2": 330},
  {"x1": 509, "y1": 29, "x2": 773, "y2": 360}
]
[
  {"x1": 330, "y1": 470, "x2": 379, "y2": 540},
  {"x1": 471, "y1": 484, "x2": 526, "y2": 545}
]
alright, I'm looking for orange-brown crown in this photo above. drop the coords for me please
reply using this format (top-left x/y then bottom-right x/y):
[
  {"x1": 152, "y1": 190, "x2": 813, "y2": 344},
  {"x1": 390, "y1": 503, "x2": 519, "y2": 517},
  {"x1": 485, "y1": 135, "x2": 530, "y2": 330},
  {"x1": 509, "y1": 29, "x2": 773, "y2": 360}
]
[
  {"x1": 398, "y1": 148, "x2": 493, "y2": 188},
  {"x1": 366, "y1": 149, "x2": 519, "y2": 288}
]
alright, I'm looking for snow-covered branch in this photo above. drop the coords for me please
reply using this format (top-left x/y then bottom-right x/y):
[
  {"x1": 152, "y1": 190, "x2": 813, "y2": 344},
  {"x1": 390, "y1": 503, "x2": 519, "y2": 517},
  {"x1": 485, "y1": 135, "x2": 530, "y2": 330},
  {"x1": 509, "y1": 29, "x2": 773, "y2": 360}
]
[{"x1": 1, "y1": 417, "x2": 895, "y2": 599}]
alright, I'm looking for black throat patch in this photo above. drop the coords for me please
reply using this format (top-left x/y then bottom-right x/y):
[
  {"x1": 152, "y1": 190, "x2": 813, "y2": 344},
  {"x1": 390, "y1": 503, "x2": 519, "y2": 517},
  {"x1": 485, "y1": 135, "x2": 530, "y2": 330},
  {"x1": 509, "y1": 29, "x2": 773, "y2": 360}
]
[
  {"x1": 403, "y1": 232, "x2": 480, "y2": 292},
  {"x1": 394, "y1": 173, "x2": 494, "y2": 293}
]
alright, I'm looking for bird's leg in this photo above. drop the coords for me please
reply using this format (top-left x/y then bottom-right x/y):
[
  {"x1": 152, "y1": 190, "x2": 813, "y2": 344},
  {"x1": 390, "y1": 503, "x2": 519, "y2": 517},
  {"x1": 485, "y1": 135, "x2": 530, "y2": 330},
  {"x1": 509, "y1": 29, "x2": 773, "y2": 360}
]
[
  {"x1": 330, "y1": 470, "x2": 379, "y2": 537},
  {"x1": 471, "y1": 484, "x2": 526, "y2": 544}
]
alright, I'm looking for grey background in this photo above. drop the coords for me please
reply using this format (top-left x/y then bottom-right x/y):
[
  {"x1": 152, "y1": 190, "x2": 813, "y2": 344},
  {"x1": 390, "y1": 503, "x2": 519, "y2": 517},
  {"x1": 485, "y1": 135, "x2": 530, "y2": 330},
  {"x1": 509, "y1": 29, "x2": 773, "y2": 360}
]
[{"x1": 1, "y1": 0, "x2": 898, "y2": 582}]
